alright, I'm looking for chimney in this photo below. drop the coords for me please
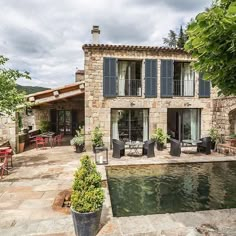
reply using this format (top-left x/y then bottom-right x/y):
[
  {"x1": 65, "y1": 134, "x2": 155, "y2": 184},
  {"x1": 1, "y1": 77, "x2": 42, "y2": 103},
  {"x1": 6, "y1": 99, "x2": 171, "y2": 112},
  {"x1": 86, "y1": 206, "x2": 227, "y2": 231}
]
[{"x1": 91, "y1": 25, "x2": 100, "y2": 44}]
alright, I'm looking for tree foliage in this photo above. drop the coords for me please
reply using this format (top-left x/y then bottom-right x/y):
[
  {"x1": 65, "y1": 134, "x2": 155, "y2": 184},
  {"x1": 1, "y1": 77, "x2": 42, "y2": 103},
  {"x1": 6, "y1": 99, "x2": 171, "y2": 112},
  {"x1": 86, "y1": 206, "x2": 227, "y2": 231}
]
[
  {"x1": 185, "y1": 0, "x2": 236, "y2": 96},
  {"x1": 0, "y1": 56, "x2": 30, "y2": 114},
  {"x1": 163, "y1": 26, "x2": 188, "y2": 48},
  {"x1": 71, "y1": 155, "x2": 104, "y2": 213}
]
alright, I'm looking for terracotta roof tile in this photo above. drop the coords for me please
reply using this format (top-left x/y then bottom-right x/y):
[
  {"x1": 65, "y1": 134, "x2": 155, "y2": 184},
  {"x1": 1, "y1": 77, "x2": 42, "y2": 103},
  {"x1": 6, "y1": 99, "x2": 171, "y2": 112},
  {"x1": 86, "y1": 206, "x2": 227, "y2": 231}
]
[{"x1": 82, "y1": 44, "x2": 188, "y2": 54}]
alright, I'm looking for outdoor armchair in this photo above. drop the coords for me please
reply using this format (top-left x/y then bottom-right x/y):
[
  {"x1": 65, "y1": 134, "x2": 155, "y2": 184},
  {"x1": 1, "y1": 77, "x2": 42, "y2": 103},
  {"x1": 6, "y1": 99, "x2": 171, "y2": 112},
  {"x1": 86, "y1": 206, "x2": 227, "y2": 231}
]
[
  {"x1": 197, "y1": 137, "x2": 211, "y2": 155},
  {"x1": 169, "y1": 138, "x2": 181, "y2": 157},
  {"x1": 112, "y1": 139, "x2": 125, "y2": 158},
  {"x1": 142, "y1": 140, "x2": 155, "y2": 158}
]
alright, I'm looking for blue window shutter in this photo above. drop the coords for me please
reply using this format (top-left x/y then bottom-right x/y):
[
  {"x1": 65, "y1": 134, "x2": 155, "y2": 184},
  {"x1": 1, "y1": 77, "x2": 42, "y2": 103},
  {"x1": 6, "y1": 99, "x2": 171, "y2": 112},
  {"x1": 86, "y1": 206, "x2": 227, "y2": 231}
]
[
  {"x1": 199, "y1": 73, "x2": 210, "y2": 98},
  {"x1": 103, "y1": 57, "x2": 117, "y2": 97},
  {"x1": 145, "y1": 59, "x2": 157, "y2": 98},
  {"x1": 161, "y1": 60, "x2": 173, "y2": 98}
]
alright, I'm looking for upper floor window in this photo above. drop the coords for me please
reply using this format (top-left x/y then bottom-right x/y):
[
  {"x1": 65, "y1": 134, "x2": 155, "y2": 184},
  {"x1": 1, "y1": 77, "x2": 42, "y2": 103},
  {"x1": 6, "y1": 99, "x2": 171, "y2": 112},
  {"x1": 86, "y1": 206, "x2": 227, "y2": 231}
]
[
  {"x1": 118, "y1": 60, "x2": 142, "y2": 96},
  {"x1": 173, "y1": 62, "x2": 195, "y2": 97},
  {"x1": 161, "y1": 59, "x2": 210, "y2": 98},
  {"x1": 103, "y1": 57, "x2": 157, "y2": 98}
]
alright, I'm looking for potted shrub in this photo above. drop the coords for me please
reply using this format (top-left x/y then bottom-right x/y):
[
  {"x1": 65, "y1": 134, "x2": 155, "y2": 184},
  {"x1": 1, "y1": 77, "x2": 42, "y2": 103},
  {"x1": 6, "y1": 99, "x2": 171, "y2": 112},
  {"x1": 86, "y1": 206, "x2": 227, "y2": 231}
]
[
  {"x1": 152, "y1": 128, "x2": 169, "y2": 151},
  {"x1": 70, "y1": 127, "x2": 85, "y2": 153},
  {"x1": 39, "y1": 120, "x2": 50, "y2": 133},
  {"x1": 71, "y1": 154, "x2": 105, "y2": 236},
  {"x1": 209, "y1": 128, "x2": 219, "y2": 150},
  {"x1": 91, "y1": 126, "x2": 104, "y2": 153}
]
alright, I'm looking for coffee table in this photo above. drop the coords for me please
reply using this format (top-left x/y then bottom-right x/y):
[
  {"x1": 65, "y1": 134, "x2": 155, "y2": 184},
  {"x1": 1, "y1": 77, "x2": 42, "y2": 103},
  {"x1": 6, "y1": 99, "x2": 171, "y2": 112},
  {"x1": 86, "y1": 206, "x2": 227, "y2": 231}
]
[{"x1": 126, "y1": 141, "x2": 143, "y2": 156}]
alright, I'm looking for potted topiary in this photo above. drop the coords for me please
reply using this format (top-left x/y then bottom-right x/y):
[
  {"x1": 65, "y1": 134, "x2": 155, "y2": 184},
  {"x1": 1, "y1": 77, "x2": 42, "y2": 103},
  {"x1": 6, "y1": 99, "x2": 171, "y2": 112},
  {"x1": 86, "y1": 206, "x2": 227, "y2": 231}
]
[
  {"x1": 70, "y1": 127, "x2": 85, "y2": 153},
  {"x1": 91, "y1": 126, "x2": 104, "y2": 153},
  {"x1": 209, "y1": 128, "x2": 219, "y2": 150},
  {"x1": 71, "y1": 154, "x2": 105, "y2": 236},
  {"x1": 152, "y1": 128, "x2": 169, "y2": 151}
]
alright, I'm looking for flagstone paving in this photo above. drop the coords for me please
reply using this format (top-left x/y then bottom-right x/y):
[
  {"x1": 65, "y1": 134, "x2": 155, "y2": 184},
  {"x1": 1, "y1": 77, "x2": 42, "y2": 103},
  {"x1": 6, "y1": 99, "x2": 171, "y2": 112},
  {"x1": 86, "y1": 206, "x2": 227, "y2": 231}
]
[{"x1": 0, "y1": 144, "x2": 236, "y2": 235}]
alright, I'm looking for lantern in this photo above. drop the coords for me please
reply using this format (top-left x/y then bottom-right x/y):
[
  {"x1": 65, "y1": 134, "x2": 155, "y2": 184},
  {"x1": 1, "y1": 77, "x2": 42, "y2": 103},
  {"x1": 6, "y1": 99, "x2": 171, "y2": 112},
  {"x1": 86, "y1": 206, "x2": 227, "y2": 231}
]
[{"x1": 95, "y1": 146, "x2": 108, "y2": 165}]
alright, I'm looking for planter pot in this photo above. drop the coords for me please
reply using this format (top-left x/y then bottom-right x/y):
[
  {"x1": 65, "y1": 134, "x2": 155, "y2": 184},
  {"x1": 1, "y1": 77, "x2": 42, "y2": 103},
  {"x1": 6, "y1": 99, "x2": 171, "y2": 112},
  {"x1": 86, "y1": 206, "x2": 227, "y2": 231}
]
[
  {"x1": 75, "y1": 144, "x2": 84, "y2": 153},
  {"x1": 19, "y1": 142, "x2": 25, "y2": 153},
  {"x1": 211, "y1": 141, "x2": 216, "y2": 150},
  {"x1": 71, "y1": 208, "x2": 102, "y2": 236},
  {"x1": 93, "y1": 145, "x2": 104, "y2": 153},
  {"x1": 156, "y1": 142, "x2": 164, "y2": 151}
]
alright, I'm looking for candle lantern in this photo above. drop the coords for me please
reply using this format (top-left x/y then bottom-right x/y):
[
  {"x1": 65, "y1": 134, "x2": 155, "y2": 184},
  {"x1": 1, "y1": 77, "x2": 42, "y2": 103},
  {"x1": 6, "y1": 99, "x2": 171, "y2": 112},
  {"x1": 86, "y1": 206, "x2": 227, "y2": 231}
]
[{"x1": 95, "y1": 146, "x2": 108, "y2": 165}]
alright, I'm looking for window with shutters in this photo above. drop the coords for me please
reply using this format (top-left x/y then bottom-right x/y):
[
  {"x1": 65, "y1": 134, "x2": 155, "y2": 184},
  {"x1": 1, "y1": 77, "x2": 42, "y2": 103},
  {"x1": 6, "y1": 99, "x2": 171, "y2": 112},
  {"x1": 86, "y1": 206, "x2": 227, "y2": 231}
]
[
  {"x1": 117, "y1": 60, "x2": 142, "y2": 97},
  {"x1": 173, "y1": 62, "x2": 195, "y2": 97}
]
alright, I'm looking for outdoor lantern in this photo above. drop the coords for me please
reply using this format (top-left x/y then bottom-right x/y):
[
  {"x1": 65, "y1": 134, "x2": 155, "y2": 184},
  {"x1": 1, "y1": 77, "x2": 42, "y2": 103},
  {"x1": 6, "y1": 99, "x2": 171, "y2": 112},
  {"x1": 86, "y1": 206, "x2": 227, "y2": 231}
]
[{"x1": 95, "y1": 146, "x2": 108, "y2": 165}]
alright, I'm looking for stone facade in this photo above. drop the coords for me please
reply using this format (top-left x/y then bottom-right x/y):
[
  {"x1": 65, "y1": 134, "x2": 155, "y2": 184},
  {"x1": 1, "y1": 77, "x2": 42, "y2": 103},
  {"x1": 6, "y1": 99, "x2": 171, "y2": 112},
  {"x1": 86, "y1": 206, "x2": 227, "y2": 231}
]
[
  {"x1": 84, "y1": 46, "x2": 218, "y2": 150},
  {"x1": 213, "y1": 97, "x2": 236, "y2": 135},
  {"x1": 0, "y1": 113, "x2": 16, "y2": 149}
]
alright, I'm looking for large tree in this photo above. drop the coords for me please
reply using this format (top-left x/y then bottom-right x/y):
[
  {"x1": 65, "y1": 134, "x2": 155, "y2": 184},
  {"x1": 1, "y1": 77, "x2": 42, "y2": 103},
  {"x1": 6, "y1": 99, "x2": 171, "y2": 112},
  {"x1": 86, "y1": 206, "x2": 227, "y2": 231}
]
[
  {"x1": 0, "y1": 56, "x2": 30, "y2": 115},
  {"x1": 185, "y1": 0, "x2": 236, "y2": 96},
  {"x1": 163, "y1": 26, "x2": 188, "y2": 48}
]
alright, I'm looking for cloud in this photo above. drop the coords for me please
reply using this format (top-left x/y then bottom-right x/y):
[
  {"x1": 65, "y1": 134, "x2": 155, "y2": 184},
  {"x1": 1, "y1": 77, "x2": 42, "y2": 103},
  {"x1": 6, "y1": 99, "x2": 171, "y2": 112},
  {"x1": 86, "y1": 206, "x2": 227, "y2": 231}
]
[{"x1": 0, "y1": 0, "x2": 211, "y2": 88}]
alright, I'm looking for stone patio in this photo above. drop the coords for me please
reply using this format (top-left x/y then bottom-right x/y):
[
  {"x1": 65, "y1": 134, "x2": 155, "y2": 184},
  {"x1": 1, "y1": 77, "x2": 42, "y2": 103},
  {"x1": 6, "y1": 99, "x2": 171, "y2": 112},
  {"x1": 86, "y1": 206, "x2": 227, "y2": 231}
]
[{"x1": 0, "y1": 144, "x2": 236, "y2": 235}]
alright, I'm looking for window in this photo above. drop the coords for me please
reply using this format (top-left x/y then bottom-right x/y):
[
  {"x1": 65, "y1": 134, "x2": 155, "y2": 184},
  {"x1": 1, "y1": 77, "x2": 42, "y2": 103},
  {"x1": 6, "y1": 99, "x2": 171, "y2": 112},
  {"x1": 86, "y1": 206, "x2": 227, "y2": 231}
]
[
  {"x1": 173, "y1": 62, "x2": 195, "y2": 96},
  {"x1": 117, "y1": 60, "x2": 142, "y2": 96}
]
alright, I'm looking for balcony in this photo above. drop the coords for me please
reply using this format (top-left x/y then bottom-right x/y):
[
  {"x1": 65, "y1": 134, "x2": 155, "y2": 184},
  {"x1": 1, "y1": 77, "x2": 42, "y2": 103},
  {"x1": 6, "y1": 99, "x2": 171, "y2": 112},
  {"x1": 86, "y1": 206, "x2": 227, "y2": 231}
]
[
  {"x1": 117, "y1": 79, "x2": 142, "y2": 97},
  {"x1": 173, "y1": 79, "x2": 195, "y2": 97}
]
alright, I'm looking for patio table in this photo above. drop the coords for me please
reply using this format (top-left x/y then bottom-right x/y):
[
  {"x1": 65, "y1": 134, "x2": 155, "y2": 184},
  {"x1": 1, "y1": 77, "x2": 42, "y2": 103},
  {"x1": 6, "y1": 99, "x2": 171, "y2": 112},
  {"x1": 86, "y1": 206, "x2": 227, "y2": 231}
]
[
  {"x1": 39, "y1": 132, "x2": 55, "y2": 148},
  {"x1": 182, "y1": 139, "x2": 202, "y2": 154},
  {"x1": 126, "y1": 141, "x2": 143, "y2": 156}
]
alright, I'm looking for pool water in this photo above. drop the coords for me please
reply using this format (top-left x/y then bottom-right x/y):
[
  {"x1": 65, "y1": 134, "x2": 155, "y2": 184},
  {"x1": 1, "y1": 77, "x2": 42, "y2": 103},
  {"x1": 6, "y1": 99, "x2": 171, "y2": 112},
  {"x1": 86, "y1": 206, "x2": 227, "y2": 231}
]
[{"x1": 106, "y1": 162, "x2": 236, "y2": 217}]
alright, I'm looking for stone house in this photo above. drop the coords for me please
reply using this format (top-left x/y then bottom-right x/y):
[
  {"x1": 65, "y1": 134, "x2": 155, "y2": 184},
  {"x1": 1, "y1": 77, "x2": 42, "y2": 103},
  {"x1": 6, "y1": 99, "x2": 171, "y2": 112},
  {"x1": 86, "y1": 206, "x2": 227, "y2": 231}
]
[{"x1": 21, "y1": 26, "x2": 236, "y2": 152}]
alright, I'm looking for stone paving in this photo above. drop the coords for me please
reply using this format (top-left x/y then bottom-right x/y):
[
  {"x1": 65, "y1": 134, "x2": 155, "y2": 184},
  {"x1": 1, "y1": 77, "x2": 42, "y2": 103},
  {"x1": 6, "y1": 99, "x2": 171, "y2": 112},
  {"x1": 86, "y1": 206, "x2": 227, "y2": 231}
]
[{"x1": 0, "y1": 144, "x2": 236, "y2": 236}]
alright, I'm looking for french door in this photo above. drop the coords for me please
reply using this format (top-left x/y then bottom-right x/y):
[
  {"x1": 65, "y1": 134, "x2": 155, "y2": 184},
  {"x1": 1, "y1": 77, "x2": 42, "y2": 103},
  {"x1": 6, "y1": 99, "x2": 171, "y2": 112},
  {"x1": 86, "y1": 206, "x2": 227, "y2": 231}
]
[
  {"x1": 111, "y1": 109, "x2": 149, "y2": 142},
  {"x1": 167, "y1": 108, "x2": 201, "y2": 141}
]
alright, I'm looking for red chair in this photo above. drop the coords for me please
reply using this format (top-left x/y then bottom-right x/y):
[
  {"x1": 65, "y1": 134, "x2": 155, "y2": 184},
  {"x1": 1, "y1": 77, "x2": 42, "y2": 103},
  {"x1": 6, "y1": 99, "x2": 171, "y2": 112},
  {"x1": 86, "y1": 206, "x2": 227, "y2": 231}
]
[
  {"x1": 35, "y1": 137, "x2": 46, "y2": 149},
  {"x1": 0, "y1": 151, "x2": 9, "y2": 178},
  {"x1": 5, "y1": 148, "x2": 13, "y2": 168}
]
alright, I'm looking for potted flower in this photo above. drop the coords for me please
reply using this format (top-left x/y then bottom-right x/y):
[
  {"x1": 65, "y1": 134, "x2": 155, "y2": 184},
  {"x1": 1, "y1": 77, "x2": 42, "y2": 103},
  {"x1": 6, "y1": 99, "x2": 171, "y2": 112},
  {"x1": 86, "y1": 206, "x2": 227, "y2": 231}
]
[
  {"x1": 209, "y1": 128, "x2": 219, "y2": 150},
  {"x1": 152, "y1": 128, "x2": 169, "y2": 151},
  {"x1": 71, "y1": 154, "x2": 105, "y2": 236},
  {"x1": 91, "y1": 126, "x2": 104, "y2": 153},
  {"x1": 70, "y1": 127, "x2": 85, "y2": 153}
]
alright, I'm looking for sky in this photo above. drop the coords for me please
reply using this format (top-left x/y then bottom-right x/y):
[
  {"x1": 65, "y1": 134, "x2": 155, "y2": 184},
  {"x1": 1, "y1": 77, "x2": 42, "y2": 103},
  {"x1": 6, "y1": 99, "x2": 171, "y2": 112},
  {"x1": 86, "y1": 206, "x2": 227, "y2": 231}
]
[{"x1": 0, "y1": 0, "x2": 212, "y2": 88}]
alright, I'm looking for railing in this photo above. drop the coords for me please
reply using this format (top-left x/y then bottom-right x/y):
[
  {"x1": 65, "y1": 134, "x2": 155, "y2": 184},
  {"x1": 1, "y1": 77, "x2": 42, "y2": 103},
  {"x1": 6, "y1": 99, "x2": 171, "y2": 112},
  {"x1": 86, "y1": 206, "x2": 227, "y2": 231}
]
[
  {"x1": 118, "y1": 79, "x2": 142, "y2": 96},
  {"x1": 173, "y1": 80, "x2": 195, "y2": 97}
]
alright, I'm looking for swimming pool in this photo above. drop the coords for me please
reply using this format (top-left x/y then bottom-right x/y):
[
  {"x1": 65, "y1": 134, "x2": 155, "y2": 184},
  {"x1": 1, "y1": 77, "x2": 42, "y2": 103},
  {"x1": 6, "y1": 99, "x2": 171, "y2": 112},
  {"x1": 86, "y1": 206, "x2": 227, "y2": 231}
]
[{"x1": 106, "y1": 161, "x2": 236, "y2": 217}]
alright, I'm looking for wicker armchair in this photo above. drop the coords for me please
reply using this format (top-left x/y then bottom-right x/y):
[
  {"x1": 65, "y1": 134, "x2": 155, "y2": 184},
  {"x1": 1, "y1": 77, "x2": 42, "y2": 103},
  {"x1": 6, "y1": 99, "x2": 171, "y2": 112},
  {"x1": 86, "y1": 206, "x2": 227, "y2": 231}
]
[
  {"x1": 197, "y1": 137, "x2": 211, "y2": 155},
  {"x1": 142, "y1": 140, "x2": 155, "y2": 158},
  {"x1": 112, "y1": 139, "x2": 125, "y2": 158},
  {"x1": 170, "y1": 138, "x2": 181, "y2": 157}
]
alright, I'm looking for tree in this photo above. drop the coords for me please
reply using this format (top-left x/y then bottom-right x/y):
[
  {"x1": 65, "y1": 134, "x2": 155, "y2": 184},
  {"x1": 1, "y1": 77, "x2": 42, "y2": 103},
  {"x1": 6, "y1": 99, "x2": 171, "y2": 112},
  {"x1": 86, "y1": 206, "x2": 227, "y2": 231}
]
[
  {"x1": 163, "y1": 30, "x2": 177, "y2": 48},
  {"x1": 185, "y1": 0, "x2": 236, "y2": 96},
  {"x1": 177, "y1": 25, "x2": 187, "y2": 49},
  {"x1": 0, "y1": 56, "x2": 30, "y2": 115},
  {"x1": 163, "y1": 26, "x2": 188, "y2": 49}
]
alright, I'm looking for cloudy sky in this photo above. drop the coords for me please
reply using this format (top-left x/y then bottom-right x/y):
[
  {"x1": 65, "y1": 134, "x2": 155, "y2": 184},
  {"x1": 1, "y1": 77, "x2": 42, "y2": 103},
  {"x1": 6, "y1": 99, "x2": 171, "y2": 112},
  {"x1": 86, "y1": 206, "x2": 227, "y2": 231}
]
[{"x1": 0, "y1": 0, "x2": 211, "y2": 88}]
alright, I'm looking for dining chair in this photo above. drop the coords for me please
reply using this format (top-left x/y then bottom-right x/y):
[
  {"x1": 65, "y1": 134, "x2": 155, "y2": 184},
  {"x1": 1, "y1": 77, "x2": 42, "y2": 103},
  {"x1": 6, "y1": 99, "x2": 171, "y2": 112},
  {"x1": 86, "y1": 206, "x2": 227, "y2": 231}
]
[{"x1": 35, "y1": 137, "x2": 46, "y2": 149}]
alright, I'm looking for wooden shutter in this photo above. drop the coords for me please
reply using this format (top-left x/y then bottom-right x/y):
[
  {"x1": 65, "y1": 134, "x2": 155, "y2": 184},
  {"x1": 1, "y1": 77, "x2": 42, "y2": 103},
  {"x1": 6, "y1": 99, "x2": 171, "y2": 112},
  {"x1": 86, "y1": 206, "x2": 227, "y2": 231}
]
[
  {"x1": 161, "y1": 60, "x2": 174, "y2": 97},
  {"x1": 145, "y1": 59, "x2": 157, "y2": 98},
  {"x1": 103, "y1": 57, "x2": 117, "y2": 97},
  {"x1": 199, "y1": 73, "x2": 210, "y2": 98}
]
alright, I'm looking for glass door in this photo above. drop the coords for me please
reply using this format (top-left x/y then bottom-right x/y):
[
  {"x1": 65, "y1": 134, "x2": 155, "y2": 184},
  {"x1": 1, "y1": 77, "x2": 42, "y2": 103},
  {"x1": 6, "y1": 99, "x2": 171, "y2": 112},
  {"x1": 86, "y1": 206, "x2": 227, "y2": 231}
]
[
  {"x1": 111, "y1": 109, "x2": 148, "y2": 142},
  {"x1": 58, "y1": 110, "x2": 72, "y2": 134}
]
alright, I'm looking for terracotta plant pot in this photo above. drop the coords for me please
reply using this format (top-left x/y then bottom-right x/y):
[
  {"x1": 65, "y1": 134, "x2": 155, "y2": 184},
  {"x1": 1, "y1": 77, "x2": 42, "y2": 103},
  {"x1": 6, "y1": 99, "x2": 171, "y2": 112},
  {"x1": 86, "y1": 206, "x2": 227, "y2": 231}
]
[{"x1": 19, "y1": 142, "x2": 25, "y2": 153}]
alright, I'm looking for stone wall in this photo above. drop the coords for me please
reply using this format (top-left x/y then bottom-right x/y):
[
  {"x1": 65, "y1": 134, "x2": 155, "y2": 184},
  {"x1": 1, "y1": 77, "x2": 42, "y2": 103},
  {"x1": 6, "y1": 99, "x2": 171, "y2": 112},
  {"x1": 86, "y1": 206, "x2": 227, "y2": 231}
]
[
  {"x1": 84, "y1": 47, "x2": 218, "y2": 150},
  {"x1": 213, "y1": 97, "x2": 236, "y2": 135},
  {"x1": 0, "y1": 113, "x2": 16, "y2": 149}
]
